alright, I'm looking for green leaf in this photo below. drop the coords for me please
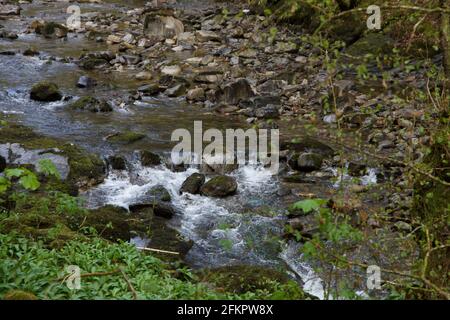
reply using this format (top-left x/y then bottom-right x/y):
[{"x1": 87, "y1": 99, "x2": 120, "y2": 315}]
[
  {"x1": 0, "y1": 176, "x2": 10, "y2": 193},
  {"x1": 5, "y1": 168, "x2": 24, "y2": 178},
  {"x1": 19, "y1": 173, "x2": 40, "y2": 191},
  {"x1": 290, "y1": 199, "x2": 327, "y2": 214},
  {"x1": 38, "y1": 159, "x2": 61, "y2": 179}
]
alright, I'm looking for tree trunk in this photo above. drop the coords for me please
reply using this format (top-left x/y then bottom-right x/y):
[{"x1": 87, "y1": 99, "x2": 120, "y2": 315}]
[{"x1": 440, "y1": 0, "x2": 450, "y2": 82}]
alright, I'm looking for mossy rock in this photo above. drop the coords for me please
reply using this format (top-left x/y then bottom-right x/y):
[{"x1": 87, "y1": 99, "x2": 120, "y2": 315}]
[
  {"x1": 107, "y1": 155, "x2": 127, "y2": 170},
  {"x1": 71, "y1": 205, "x2": 131, "y2": 242},
  {"x1": 30, "y1": 81, "x2": 62, "y2": 102},
  {"x1": 79, "y1": 57, "x2": 109, "y2": 70},
  {"x1": 345, "y1": 33, "x2": 395, "y2": 58},
  {"x1": 147, "y1": 185, "x2": 171, "y2": 202},
  {"x1": 3, "y1": 290, "x2": 38, "y2": 300},
  {"x1": 200, "y1": 175, "x2": 237, "y2": 198},
  {"x1": 281, "y1": 137, "x2": 335, "y2": 157},
  {"x1": 0, "y1": 123, "x2": 106, "y2": 189},
  {"x1": 107, "y1": 131, "x2": 146, "y2": 144},
  {"x1": 198, "y1": 265, "x2": 309, "y2": 299},
  {"x1": 140, "y1": 150, "x2": 161, "y2": 166},
  {"x1": 70, "y1": 96, "x2": 113, "y2": 113},
  {"x1": 180, "y1": 173, "x2": 205, "y2": 194},
  {"x1": 35, "y1": 21, "x2": 68, "y2": 38}
]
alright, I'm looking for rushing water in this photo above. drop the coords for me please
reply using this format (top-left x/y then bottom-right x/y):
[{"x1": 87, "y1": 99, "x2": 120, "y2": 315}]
[{"x1": 0, "y1": 0, "x2": 384, "y2": 299}]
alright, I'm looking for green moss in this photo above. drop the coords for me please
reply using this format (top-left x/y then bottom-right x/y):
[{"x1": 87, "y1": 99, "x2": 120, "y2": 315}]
[
  {"x1": 3, "y1": 290, "x2": 38, "y2": 300},
  {"x1": 107, "y1": 131, "x2": 146, "y2": 144},
  {"x1": 0, "y1": 123, "x2": 105, "y2": 189},
  {"x1": 30, "y1": 81, "x2": 62, "y2": 102},
  {"x1": 79, "y1": 57, "x2": 108, "y2": 70},
  {"x1": 198, "y1": 265, "x2": 311, "y2": 299},
  {"x1": 70, "y1": 96, "x2": 113, "y2": 113}
]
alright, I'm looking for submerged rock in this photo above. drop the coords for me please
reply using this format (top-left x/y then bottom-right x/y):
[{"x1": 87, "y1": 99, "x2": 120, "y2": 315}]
[
  {"x1": 200, "y1": 175, "x2": 237, "y2": 197},
  {"x1": 106, "y1": 131, "x2": 146, "y2": 144},
  {"x1": 70, "y1": 96, "x2": 113, "y2": 113},
  {"x1": 180, "y1": 173, "x2": 205, "y2": 194},
  {"x1": 147, "y1": 185, "x2": 171, "y2": 202},
  {"x1": 30, "y1": 81, "x2": 62, "y2": 102}
]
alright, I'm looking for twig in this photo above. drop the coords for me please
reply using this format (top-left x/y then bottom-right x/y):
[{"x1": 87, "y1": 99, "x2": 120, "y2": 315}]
[
  {"x1": 120, "y1": 268, "x2": 138, "y2": 300},
  {"x1": 136, "y1": 246, "x2": 179, "y2": 255},
  {"x1": 406, "y1": 15, "x2": 427, "y2": 52}
]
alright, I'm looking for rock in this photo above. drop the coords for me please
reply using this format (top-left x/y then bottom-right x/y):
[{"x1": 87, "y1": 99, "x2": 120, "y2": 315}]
[
  {"x1": 186, "y1": 87, "x2": 205, "y2": 101},
  {"x1": 3, "y1": 290, "x2": 37, "y2": 300},
  {"x1": 274, "y1": 41, "x2": 298, "y2": 53},
  {"x1": 195, "y1": 30, "x2": 220, "y2": 42},
  {"x1": 30, "y1": 81, "x2": 62, "y2": 102},
  {"x1": 0, "y1": 155, "x2": 6, "y2": 173},
  {"x1": 137, "y1": 83, "x2": 164, "y2": 95},
  {"x1": 0, "y1": 4, "x2": 21, "y2": 16},
  {"x1": 79, "y1": 57, "x2": 109, "y2": 70},
  {"x1": 140, "y1": 150, "x2": 161, "y2": 167},
  {"x1": 164, "y1": 83, "x2": 186, "y2": 97},
  {"x1": 348, "y1": 162, "x2": 366, "y2": 176},
  {"x1": 237, "y1": 48, "x2": 257, "y2": 58},
  {"x1": 394, "y1": 221, "x2": 412, "y2": 232},
  {"x1": 217, "y1": 79, "x2": 254, "y2": 105},
  {"x1": 23, "y1": 47, "x2": 39, "y2": 56},
  {"x1": 180, "y1": 173, "x2": 205, "y2": 194},
  {"x1": 76, "y1": 76, "x2": 96, "y2": 88},
  {"x1": 147, "y1": 185, "x2": 171, "y2": 202},
  {"x1": 287, "y1": 217, "x2": 304, "y2": 231},
  {"x1": 135, "y1": 71, "x2": 152, "y2": 81},
  {"x1": 70, "y1": 96, "x2": 113, "y2": 113},
  {"x1": 346, "y1": 33, "x2": 394, "y2": 58},
  {"x1": 81, "y1": 205, "x2": 131, "y2": 241},
  {"x1": 255, "y1": 104, "x2": 279, "y2": 119},
  {"x1": 0, "y1": 30, "x2": 18, "y2": 39},
  {"x1": 107, "y1": 155, "x2": 126, "y2": 170},
  {"x1": 282, "y1": 137, "x2": 335, "y2": 158},
  {"x1": 106, "y1": 34, "x2": 121, "y2": 44},
  {"x1": 161, "y1": 65, "x2": 181, "y2": 76},
  {"x1": 144, "y1": 15, "x2": 184, "y2": 39},
  {"x1": 200, "y1": 175, "x2": 237, "y2": 197},
  {"x1": 153, "y1": 202, "x2": 176, "y2": 218},
  {"x1": 289, "y1": 152, "x2": 323, "y2": 172},
  {"x1": 106, "y1": 131, "x2": 146, "y2": 144},
  {"x1": 33, "y1": 21, "x2": 68, "y2": 38}
]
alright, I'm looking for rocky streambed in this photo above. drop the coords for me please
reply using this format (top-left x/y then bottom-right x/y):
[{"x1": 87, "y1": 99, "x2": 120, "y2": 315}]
[{"x1": 0, "y1": 0, "x2": 424, "y2": 299}]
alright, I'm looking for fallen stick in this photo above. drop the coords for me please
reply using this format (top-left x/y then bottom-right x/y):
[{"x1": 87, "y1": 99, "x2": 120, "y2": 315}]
[{"x1": 136, "y1": 246, "x2": 179, "y2": 255}]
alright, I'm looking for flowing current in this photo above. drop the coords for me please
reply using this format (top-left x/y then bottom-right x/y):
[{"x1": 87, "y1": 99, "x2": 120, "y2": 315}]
[{"x1": 83, "y1": 161, "x2": 326, "y2": 299}]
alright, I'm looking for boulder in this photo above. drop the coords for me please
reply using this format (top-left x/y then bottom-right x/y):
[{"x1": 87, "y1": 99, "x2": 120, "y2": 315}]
[
  {"x1": 140, "y1": 150, "x2": 161, "y2": 167},
  {"x1": 30, "y1": 81, "x2": 62, "y2": 102},
  {"x1": 281, "y1": 137, "x2": 335, "y2": 158},
  {"x1": 78, "y1": 205, "x2": 130, "y2": 242},
  {"x1": 180, "y1": 173, "x2": 205, "y2": 194},
  {"x1": 200, "y1": 175, "x2": 237, "y2": 197},
  {"x1": 137, "y1": 83, "x2": 164, "y2": 96},
  {"x1": 70, "y1": 96, "x2": 113, "y2": 113},
  {"x1": 164, "y1": 83, "x2": 186, "y2": 97},
  {"x1": 289, "y1": 152, "x2": 323, "y2": 172},
  {"x1": 147, "y1": 185, "x2": 171, "y2": 202},
  {"x1": 107, "y1": 155, "x2": 127, "y2": 170}
]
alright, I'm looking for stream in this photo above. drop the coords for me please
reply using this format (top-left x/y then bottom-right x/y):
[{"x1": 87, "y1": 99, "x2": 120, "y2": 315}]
[{"x1": 0, "y1": 0, "x2": 385, "y2": 300}]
